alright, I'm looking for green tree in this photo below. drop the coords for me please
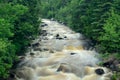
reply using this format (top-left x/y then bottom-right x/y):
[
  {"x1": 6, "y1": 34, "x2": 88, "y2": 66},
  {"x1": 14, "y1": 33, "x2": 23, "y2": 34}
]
[
  {"x1": 0, "y1": 19, "x2": 13, "y2": 38},
  {"x1": 9, "y1": 0, "x2": 41, "y2": 54},
  {"x1": 99, "y1": 10, "x2": 120, "y2": 53},
  {"x1": 0, "y1": 39, "x2": 16, "y2": 78},
  {"x1": 0, "y1": 0, "x2": 41, "y2": 78}
]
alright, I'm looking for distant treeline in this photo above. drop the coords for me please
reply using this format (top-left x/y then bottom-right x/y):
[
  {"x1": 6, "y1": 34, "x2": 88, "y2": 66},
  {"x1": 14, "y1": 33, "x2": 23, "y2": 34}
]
[
  {"x1": 41, "y1": 0, "x2": 120, "y2": 53},
  {"x1": 0, "y1": 0, "x2": 41, "y2": 78}
]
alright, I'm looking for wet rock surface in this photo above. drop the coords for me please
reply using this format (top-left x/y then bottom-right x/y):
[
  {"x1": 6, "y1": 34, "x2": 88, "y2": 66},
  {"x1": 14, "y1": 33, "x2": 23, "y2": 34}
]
[{"x1": 102, "y1": 54, "x2": 120, "y2": 80}]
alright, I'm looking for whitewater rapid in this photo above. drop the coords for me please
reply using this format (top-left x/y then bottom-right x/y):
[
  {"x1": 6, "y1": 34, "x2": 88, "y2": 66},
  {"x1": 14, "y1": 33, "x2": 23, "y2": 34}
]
[{"x1": 12, "y1": 19, "x2": 113, "y2": 80}]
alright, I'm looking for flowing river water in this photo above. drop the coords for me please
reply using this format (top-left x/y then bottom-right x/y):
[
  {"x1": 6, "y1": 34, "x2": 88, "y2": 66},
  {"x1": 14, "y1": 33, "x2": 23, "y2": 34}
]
[{"x1": 13, "y1": 19, "x2": 112, "y2": 80}]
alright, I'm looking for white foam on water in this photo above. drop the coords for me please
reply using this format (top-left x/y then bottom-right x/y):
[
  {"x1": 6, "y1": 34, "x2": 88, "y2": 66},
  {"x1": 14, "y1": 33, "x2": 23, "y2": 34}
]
[{"x1": 14, "y1": 19, "x2": 112, "y2": 80}]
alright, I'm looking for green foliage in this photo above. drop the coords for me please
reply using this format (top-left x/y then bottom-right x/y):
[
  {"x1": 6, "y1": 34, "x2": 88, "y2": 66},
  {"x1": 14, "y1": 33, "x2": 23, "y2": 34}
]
[
  {"x1": 41, "y1": 0, "x2": 71, "y2": 18},
  {"x1": 0, "y1": 39, "x2": 16, "y2": 78},
  {"x1": 0, "y1": 0, "x2": 41, "y2": 79},
  {"x1": 99, "y1": 10, "x2": 120, "y2": 52},
  {"x1": 0, "y1": 3, "x2": 28, "y2": 22},
  {"x1": 0, "y1": 3, "x2": 27, "y2": 78},
  {"x1": 0, "y1": 19, "x2": 14, "y2": 38},
  {"x1": 111, "y1": 72, "x2": 120, "y2": 80}
]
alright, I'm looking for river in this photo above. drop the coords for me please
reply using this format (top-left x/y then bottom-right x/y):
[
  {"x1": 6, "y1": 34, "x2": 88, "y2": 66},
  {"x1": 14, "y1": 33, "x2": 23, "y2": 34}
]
[{"x1": 12, "y1": 19, "x2": 112, "y2": 80}]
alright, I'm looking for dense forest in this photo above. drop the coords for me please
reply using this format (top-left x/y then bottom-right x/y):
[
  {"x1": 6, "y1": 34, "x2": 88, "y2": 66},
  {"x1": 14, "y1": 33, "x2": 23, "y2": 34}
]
[
  {"x1": 0, "y1": 0, "x2": 41, "y2": 79},
  {"x1": 0, "y1": 0, "x2": 120, "y2": 79},
  {"x1": 40, "y1": 0, "x2": 120, "y2": 54}
]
